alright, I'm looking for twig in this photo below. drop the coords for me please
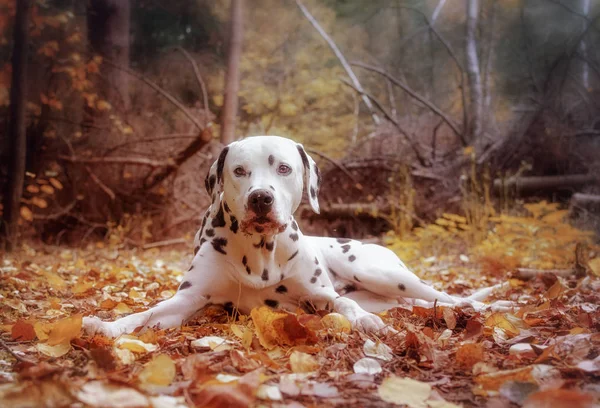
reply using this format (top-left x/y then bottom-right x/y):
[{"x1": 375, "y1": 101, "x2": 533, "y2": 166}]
[
  {"x1": 340, "y1": 78, "x2": 427, "y2": 166},
  {"x1": 101, "y1": 58, "x2": 204, "y2": 131},
  {"x1": 142, "y1": 238, "x2": 187, "y2": 250},
  {"x1": 0, "y1": 338, "x2": 33, "y2": 363},
  {"x1": 175, "y1": 46, "x2": 210, "y2": 122},
  {"x1": 295, "y1": 0, "x2": 380, "y2": 125},
  {"x1": 58, "y1": 155, "x2": 169, "y2": 168},
  {"x1": 32, "y1": 200, "x2": 77, "y2": 220},
  {"x1": 305, "y1": 148, "x2": 363, "y2": 190},
  {"x1": 351, "y1": 61, "x2": 463, "y2": 141},
  {"x1": 85, "y1": 166, "x2": 116, "y2": 200}
]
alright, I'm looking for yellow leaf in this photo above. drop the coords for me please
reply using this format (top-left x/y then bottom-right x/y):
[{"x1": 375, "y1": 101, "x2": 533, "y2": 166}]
[
  {"x1": 139, "y1": 354, "x2": 176, "y2": 386},
  {"x1": 40, "y1": 185, "x2": 55, "y2": 195},
  {"x1": 20, "y1": 206, "x2": 34, "y2": 222},
  {"x1": 115, "y1": 336, "x2": 158, "y2": 353},
  {"x1": 541, "y1": 210, "x2": 568, "y2": 224},
  {"x1": 113, "y1": 302, "x2": 132, "y2": 315},
  {"x1": 320, "y1": 313, "x2": 351, "y2": 333},
  {"x1": 37, "y1": 342, "x2": 71, "y2": 357},
  {"x1": 43, "y1": 271, "x2": 67, "y2": 290},
  {"x1": 31, "y1": 197, "x2": 48, "y2": 209},
  {"x1": 378, "y1": 376, "x2": 431, "y2": 408},
  {"x1": 96, "y1": 100, "x2": 112, "y2": 111},
  {"x1": 289, "y1": 351, "x2": 319, "y2": 373},
  {"x1": 26, "y1": 185, "x2": 40, "y2": 193},
  {"x1": 589, "y1": 258, "x2": 600, "y2": 277},
  {"x1": 49, "y1": 178, "x2": 63, "y2": 190},
  {"x1": 47, "y1": 314, "x2": 82, "y2": 346}
]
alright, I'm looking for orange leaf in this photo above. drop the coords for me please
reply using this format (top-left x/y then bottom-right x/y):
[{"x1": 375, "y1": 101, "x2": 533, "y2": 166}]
[
  {"x1": 11, "y1": 320, "x2": 36, "y2": 341},
  {"x1": 20, "y1": 206, "x2": 33, "y2": 222},
  {"x1": 47, "y1": 314, "x2": 82, "y2": 346},
  {"x1": 456, "y1": 343, "x2": 484, "y2": 370}
]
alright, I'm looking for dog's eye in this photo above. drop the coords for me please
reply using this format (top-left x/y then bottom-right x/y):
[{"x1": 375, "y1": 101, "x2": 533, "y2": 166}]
[
  {"x1": 277, "y1": 164, "x2": 292, "y2": 175},
  {"x1": 234, "y1": 167, "x2": 246, "y2": 177}
]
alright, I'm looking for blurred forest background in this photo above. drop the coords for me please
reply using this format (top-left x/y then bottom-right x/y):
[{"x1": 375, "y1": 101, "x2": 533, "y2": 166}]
[{"x1": 1, "y1": 0, "x2": 599, "y2": 250}]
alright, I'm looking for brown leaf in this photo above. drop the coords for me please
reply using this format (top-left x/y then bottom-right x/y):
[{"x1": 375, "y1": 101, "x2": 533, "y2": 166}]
[
  {"x1": 250, "y1": 306, "x2": 317, "y2": 349},
  {"x1": 456, "y1": 343, "x2": 484, "y2": 370},
  {"x1": 524, "y1": 389, "x2": 594, "y2": 408},
  {"x1": 11, "y1": 320, "x2": 36, "y2": 341}
]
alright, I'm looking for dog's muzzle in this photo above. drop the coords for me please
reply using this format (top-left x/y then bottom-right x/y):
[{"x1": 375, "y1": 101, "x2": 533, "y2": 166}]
[{"x1": 248, "y1": 189, "x2": 273, "y2": 216}]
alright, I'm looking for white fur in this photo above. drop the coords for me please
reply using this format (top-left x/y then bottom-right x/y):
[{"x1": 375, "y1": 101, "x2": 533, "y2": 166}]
[{"x1": 83, "y1": 136, "x2": 510, "y2": 338}]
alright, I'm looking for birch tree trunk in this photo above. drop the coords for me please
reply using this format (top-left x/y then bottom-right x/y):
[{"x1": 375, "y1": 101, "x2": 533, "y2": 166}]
[
  {"x1": 580, "y1": 0, "x2": 591, "y2": 90},
  {"x1": 1, "y1": 0, "x2": 30, "y2": 250},
  {"x1": 465, "y1": 0, "x2": 483, "y2": 144},
  {"x1": 220, "y1": 0, "x2": 244, "y2": 145}
]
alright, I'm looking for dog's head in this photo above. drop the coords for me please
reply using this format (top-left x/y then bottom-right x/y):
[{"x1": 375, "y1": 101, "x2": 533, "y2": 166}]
[{"x1": 205, "y1": 136, "x2": 321, "y2": 235}]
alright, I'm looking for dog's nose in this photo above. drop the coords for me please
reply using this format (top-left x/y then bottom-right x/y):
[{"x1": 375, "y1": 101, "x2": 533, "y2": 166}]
[{"x1": 248, "y1": 189, "x2": 274, "y2": 215}]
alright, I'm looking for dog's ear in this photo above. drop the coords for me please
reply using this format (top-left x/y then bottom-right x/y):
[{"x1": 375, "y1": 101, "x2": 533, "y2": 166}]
[
  {"x1": 205, "y1": 146, "x2": 230, "y2": 201},
  {"x1": 296, "y1": 144, "x2": 321, "y2": 214}
]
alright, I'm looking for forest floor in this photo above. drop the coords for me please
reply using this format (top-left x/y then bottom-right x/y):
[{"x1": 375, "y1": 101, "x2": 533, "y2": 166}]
[{"x1": 1, "y1": 201, "x2": 599, "y2": 408}]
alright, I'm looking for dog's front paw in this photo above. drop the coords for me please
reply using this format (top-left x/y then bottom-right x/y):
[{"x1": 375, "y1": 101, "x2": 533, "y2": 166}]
[
  {"x1": 83, "y1": 316, "x2": 128, "y2": 338},
  {"x1": 353, "y1": 313, "x2": 395, "y2": 334}
]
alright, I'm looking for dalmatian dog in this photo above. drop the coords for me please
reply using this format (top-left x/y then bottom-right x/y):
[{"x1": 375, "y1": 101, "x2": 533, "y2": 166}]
[{"x1": 84, "y1": 136, "x2": 509, "y2": 337}]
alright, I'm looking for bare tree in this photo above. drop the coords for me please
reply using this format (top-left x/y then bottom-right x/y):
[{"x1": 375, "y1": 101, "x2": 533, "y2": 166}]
[
  {"x1": 220, "y1": 0, "x2": 244, "y2": 145},
  {"x1": 465, "y1": 0, "x2": 483, "y2": 144},
  {"x1": 87, "y1": 0, "x2": 131, "y2": 110},
  {"x1": 1, "y1": 0, "x2": 31, "y2": 250}
]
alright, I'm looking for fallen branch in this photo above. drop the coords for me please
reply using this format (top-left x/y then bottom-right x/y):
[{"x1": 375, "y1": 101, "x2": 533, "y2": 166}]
[
  {"x1": 571, "y1": 193, "x2": 600, "y2": 205},
  {"x1": 175, "y1": 46, "x2": 210, "y2": 123},
  {"x1": 493, "y1": 174, "x2": 597, "y2": 193},
  {"x1": 85, "y1": 166, "x2": 116, "y2": 200},
  {"x1": 32, "y1": 200, "x2": 77, "y2": 220},
  {"x1": 306, "y1": 148, "x2": 363, "y2": 190},
  {"x1": 58, "y1": 155, "x2": 168, "y2": 168},
  {"x1": 513, "y1": 268, "x2": 574, "y2": 279},
  {"x1": 0, "y1": 338, "x2": 34, "y2": 364},
  {"x1": 340, "y1": 78, "x2": 427, "y2": 166},
  {"x1": 101, "y1": 58, "x2": 204, "y2": 131},
  {"x1": 295, "y1": 0, "x2": 380, "y2": 125},
  {"x1": 351, "y1": 61, "x2": 464, "y2": 142}
]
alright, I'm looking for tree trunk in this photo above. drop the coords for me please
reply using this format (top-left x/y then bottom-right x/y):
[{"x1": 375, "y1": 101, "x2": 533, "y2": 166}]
[
  {"x1": 465, "y1": 0, "x2": 483, "y2": 145},
  {"x1": 87, "y1": 0, "x2": 131, "y2": 110},
  {"x1": 580, "y1": 0, "x2": 591, "y2": 90},
  {"x1": 220, "y1": 0, "x2": 244, "y2": 145},
  {"x1": 1, "y1": 0, "x2": 31, "y2": 251}
]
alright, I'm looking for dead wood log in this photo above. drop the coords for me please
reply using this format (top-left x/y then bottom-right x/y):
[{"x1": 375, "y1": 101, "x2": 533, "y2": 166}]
[
  {"x1": 571, "y1": 193, "x2": 600, "y2": 206},
  {"x1": 493, "y1": 174, "x2": 597, "y2": 193}
]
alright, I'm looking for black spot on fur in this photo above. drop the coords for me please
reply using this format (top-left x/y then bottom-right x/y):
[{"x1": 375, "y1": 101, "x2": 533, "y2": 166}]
[
  {"x1": 200, "y1": 237, "x2": 207, "y2": 246},
  {"x1": 310, "y1": 277, "x2": 317, "y2": 284},
  {"x1": 255, "y1": 225, "x2": 264, "y2": 233},
  {"x1": 212, "y1": 237, "x2": 227, "y2": 254},
  {"x1": 354, "y1": 275, "x2": 362, "y2": 283},
  {"x1": 188, "y1": 265, "x2": 194, "y2": 271},
  {"x1": 289, "y1": 233, "x2": 299, "y2": 241},
  {"x1": 194, "y1": 246, "x2": 200, "y2": 255},
  {"x1": 206, "y1": 174, "x2": 216, "y2": 194},
  {"x1": 265, "y1": 241, "x2": 274, "y2": 251},
  {"x1": 216, "y1": 146, "x2": 229, "y2": 184},
  {"x1": 254, "y1": 237, "x2": 265, "y2": 248},
  {"x1": 341, "y1": 244, "x2": 351, "y2": 253},
  {"x1": 205, "y1": 228, "x2": 215, "y2": 237},
  {"x1": 348, "y1": 255, "x2": 356, "y2": 262},
  {"x1": 343, "y1": 284, "x2": 357, "y2": 294},
  {"x1": 291, "y1": 220, "x2": 298, "y2": 231},
  {"x1": 280, "y1": 273, "x2": 284, "y2": 281},
  {"x1": 246, "y1": 266, "x2": 252, "y2": 275},
  {"x1": 179, "y1": 281, "x2": 192, "y2": 290},
  {"x1": 310, "y1": 186, "x2": 316, "y2": 199},
  {"x1": 268, "y1": 155, "x2": 275, "y2": 166},
  {"x1": 288, "y1": 250, "x2": 299, "y2": 261},
  {"x1": 337, "y1": 238, "x2": 351, "y2": 244},
  {"x1": 329, "y1": 245, "x2": 333, "y2": 248},
  {"x1": 269, "y1": 185, "x2": 275, "y2": 191},
  {"x1": 211, "y1": 205, "x2": 226, "y2": 228},
  {"x1": 398, "y1": 283, "x2": 406, "y2": 291},
  {"x1": 242, "y1": 255, "x2": 247, "y2": 265},
  {"x1": 297, "y1": 145, "x2": 310, "y2": 171},
  {"x1": 223, "y1": 201, "x2": 230, "y2": 213},
  {"x1": 276, "y1": 285, "x2": 288, "y2": 294},
  {"x1": 230, "y1": 216, "x2": 239, "y2": 234},
  {"x1": 261, "y1": 269, "x2": 269, "y2": 281},
  {"x1": 264, "y1": 299, "x2": 278, "y2": 308},
  {"x1": 314, "y1": 257, "x2": 319, "y2": 265},
  {"x1": 314, "y1": 164, "x2": 322, "y2": 187},
  {"x1": 314, "y1": 268, "x2": 322, "y2": 276},
  {"x1": 329, "y1": 268, "x2": 338, "y2": 278}
]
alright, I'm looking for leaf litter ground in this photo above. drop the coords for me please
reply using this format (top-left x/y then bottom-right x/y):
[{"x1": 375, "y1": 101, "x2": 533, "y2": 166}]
[{"x1": 1, "y1": 202, "x2": 599, "y2": 407}]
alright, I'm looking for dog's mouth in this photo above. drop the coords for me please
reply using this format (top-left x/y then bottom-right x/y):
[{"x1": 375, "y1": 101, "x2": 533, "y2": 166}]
[{"x1": 240, "y1": 216, "x2": 286, "y2": 235}]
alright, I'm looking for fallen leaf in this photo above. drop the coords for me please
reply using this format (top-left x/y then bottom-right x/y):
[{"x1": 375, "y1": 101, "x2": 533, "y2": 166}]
[
  {"x1": 11, "y1": 320, "x2": 36, "y2": 341},
  {"x1": 320, "y1": 312, "x2": 351, "y2": 333},
  {"x1": 37, "y1": 342, "x2": 71, "y2": 357},
  {"x1": 523, "y1": 389, "x2": 594, "y2": 408},
  {"x1": 251, "y1": 306, "x2": 316, "y2": 349},
  {"x1": 138, "y1": 354, "x2": 176, "y2": 386},
  {"x1": 353, "y1": 357, "x2": 382, "y2": 375},
  {"x1": 456, "y1": 343, "x2": 484, "y2": 370},
  {"x1": 363, "y1": 339, "x2": 393, "y2": 361},
  {"x1": 378, "y1": 376, "x2": 431, "y2": 408},
  {"x1": 47, "y1": 314, "x2": 82, "y2": 346},
  {"x1": 289, "y1": 350, "x2": 319, "y2": 373},
  {"x1": 76, "y1": 381, "x2": 149, "y2": 408},
  {"x1": 114, "y1": 336, "x2": 157, "y2": 353},
  {"x1": 191, "y1": 336, "x2": 235, "y2": 351}
]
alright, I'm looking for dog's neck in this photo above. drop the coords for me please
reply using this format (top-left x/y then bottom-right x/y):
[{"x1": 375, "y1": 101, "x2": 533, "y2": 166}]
[{"x1": 208, "y1": 198, "x2": 302, "y2": 286}]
